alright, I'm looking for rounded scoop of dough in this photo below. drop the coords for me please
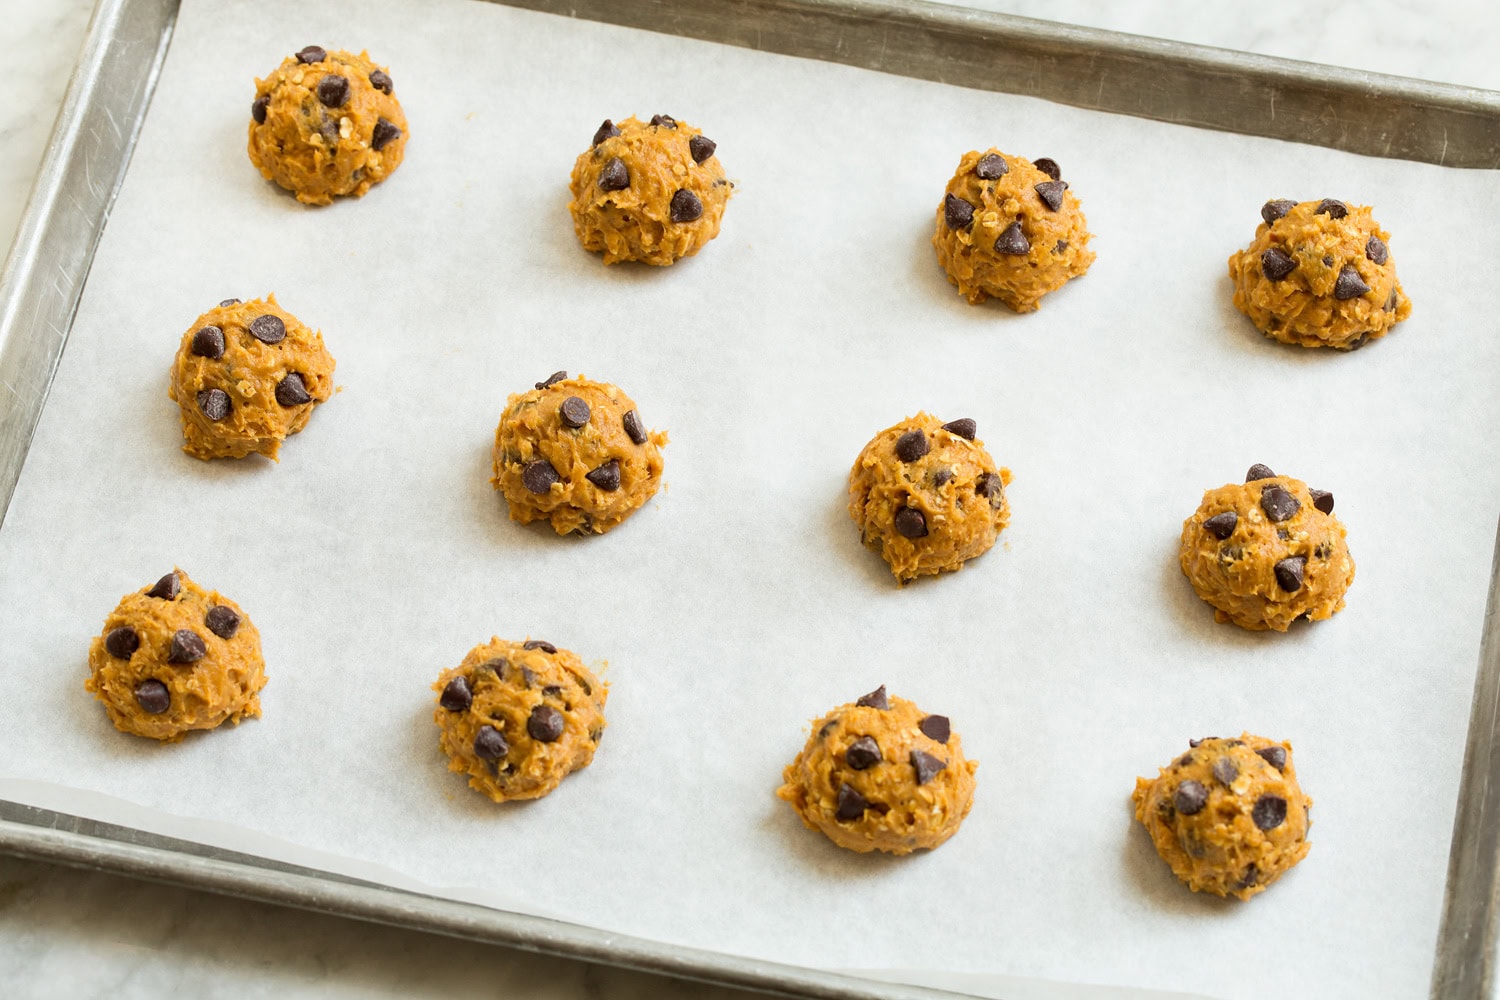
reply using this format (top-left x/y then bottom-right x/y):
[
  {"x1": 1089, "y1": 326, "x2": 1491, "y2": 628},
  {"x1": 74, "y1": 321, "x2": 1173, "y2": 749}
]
[
  {"x1": 491, "y1": 372, "x2": 666, "y2": 535},
  {"x1": 247, "y1": 46, "x2": 408, "y2": 205},
  {"x1": 433, "y1": 638, "x2": 607, "y2": 803},
  {"x1": 848, "y1": 412, "x2": 1011, "y2": 584},
  {"x1": 85, "y1": 569, "x2": 266, "y2": 742},
  {"x1": 168, "y1": 295, "x2": 336, "y2": 461},
  {"x1": 932, "y1": 149, "x2": 1094, "y2": 311},
  {"x1": 1228, "y1": 198, "x2": 1411, "y2": 350},
  {"x1": 778, "y1": 686, "x2": 977, "y2": 855},
  {"x1": 568, "y1": 114, "x2": 731, "y2": 265},
  {"x1": 1179, "y1": 464, "x2": 1354, "y2": 631},
  {"x1": 1133, "y1": 733, "x2": 1312, "y2": 901}
]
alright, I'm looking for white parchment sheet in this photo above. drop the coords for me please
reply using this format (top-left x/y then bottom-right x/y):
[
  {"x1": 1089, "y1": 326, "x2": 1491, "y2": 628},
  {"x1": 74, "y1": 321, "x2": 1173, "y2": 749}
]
[{"x1": 2, "y1": 0, "x2": 1499, "y2": 996}]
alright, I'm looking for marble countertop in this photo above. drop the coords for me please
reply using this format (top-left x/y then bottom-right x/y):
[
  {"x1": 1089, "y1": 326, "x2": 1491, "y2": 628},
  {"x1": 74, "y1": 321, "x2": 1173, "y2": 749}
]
[{"x1": 2, "y1": 1, "x2": 1493, "y2": 996}]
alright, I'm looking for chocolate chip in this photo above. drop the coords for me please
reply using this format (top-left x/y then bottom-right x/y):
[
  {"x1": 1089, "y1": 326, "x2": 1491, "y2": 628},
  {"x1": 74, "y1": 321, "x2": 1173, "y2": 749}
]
[
  {"x1": 911, "y1": 750, "x2": 946, "y2": 785},
  {"x1": 146, "y1": 572, "x2": 181, "y2": 600},
  {"x1": 275, "y1": 373, "x2": 311, "y2": 407},
  {"x1": 317, "y1": 75, "x2": 350, "y2": 108},
  {"x1": 1315, "y1": 198, "x2": 1348, "y2": 219},
  {"x1": 219, "y1": 298, "x2": 241, "y2": 307},
  {"x1": 197, "y1": 389, "x2": 231, "y2": 422},
  {"x1": 1034, "y1": 180, "x2": 1067, "y2": 211},
  {"x1": 559, "y1": 396, "x2": 591, "y2": 428},
  {"x1": 478, "y1": 658, "x2": 506, "y2": 675},
  {"x1": 528, "y1": 705, "x2": 565, "y2": 743},
  {"x1": 1054, "y1": 240, "x2": 1068, "y2": 254},
  {"x1": 371, "y1": 118, "x2": 401, "y2": 152},
  {"x1": 251, "y1": 96, "x2": 268, "y2": 124},
  {"x1": 369, "y1": 69, "x2": 393, "y2": 94},
  {"x1": 1274, "y1": 556, "x2": 1306, "y2": 592},
  {"x1": 1261, "y1": 247, "x2": 1296, "y2": 281},
  {"x1": 1212, "y1": 757, "x2": 1239, "y2": 786},
  {"x1": 943, "y1": 193, "x2": 975, "y2": 230},
  {"x1": 855, "y1": 685, "x2": 889, "y2": 710},
  {"x1": 1261, "y1": 199, "x2": 1296, "y2": 225},
  {"x1": 523, "y1": 639, "x2": 557, "y2": 653},
  {"x1": 975, "y1": 153, "x2": 1007, "y2": 179},
  {"x1": 1032, "y1": 157, "x2": 1061, "y2": 181},
  {"x1": 319, "y1": 115, "x2": 339, "y2": 143},
  {"x1": 191, "y1": 326, "x2": 225, "y2": 360},
  {"x1": 596, "y1": 156, "x2": 630, "y2": 192},
  {"x1": 1255, "y1": 745, "x2": 1288, "y2": 771},
  {"x1": 1246, "y1": 464, "x2": 1276, "y2": 482},
  {"x1": 941, "y1": 418, "x2": 976, "y2": 440},
  {"x1": 932, "y1": 469, "x2": 953, "y2": 487},
  {"x1": 689, "y1": 135, "x2": 716, "y2": 163},
  {"x1": 1188, "y1": 737, "x2": 1214, "y2": 748},
  {"x1": 1261, "y1": 485, "x2": 1300, "y2": 522},
  {"x1": 835, "y1": 782, "x2": 868, "y2": 821},
  {"x1": 135, "y1": 680, "x2": 170, "y2": 714},
  {"x1": 670, "y1": 189, "x2": 703, "y2": 223},
  {"x1": 1334, "y1": 264, "x2": 1370, "y2": 300},
  {"x1": 1310, "y1": 489, "x2": 1335, "y2": 514},
  {"x1": 535, "y1": 370, "x2": 567, "y2": 390},
  {"x1": 440, "y1": 676, "x2": 473, "y2": 712},
  {"x1": 894, "y1": 507, "x2": 928, "y2": 539},
  {"x1": 520, "y1": 667, "x2": 538, "y2": 687},
  {"x1": 295, "y1": 45, "x2": 326, "y2": 64},
  {"x1": 975, "y1": 472, "x2": 1003, "y2": 500},
  {"x1": 845, "y1": 736, "x2": 881, "y2": 770},
  {"x1": 592, "y1": 119, "x2": 621, "y2": 146},
  {"x1": 622, "y1": 409, "x2": 648, "y2": 445},
  {"x1": 993, "y1": 221, "x2": 1030, "y2": 255},
  {"x1": 1386, "y1": 289, "x2": 1399, "y2": 312},
  {"x1": 1174, "y1": 779, "x2": 1208, "y2": 816},
  {"x1": 474, "y1": 725, "x2": 508, "y2": 761},
  {"x1": 1252, "y1": 794, "x2": 1287, "y2": 831},
  {"x1": 586, "y1": 460, "x2": 621, "y2": 492},
  {"x1": 167, "y1": 629, "x2": 206, "y2": 664},
  {"x1": 918, "y1": 715, "x2": 950, "y2": 744},
  {"x1": 650, "y1": 114, "x2": 677, "y2": 128},
  {"x1": 204, "y1": 605, "x2": 240, "y2": 640},
  {"x1": 1238, "y1": 864, "x2": 1260, "y2": 890},
  {"x1": 522, "y1": 460, "x2": 560, "y2": 494},
  {"x1": 1365, "y1": 235, "x2": 1388, "y2": 265},
  {"x1": 542, "y1": 685, "x2": 563, "y2": 697},
  {"x1": 248, "y1": 314, "x2": 285, "y2": 344},
  {"x1": 895, "y1": 429, "x2": 929, "y2": 462},
  {"x1": 104, "y1": 626, "x2": 139, "y2": 659},
  {"x1": 1204, "y1": 511, "x2": 1238, "y2": 539}
]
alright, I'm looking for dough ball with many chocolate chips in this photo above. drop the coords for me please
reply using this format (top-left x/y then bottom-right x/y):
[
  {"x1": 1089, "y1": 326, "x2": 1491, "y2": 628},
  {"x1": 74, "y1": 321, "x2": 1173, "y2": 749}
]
[
  {"x1": 432, "y1": 637, "x2": 607, "y2": 803},
  {"x1": 168, "y1": 295, "x2": 336, "y2": 461},
  {"x1": 1179, "y1": 465, "x2": 1354, "y2": 631},
  {"x1": 932, "y1": 149, "x2": 1094, "y2": 312},
  {"x1": 777, "y1": 686, "x2": 977, "y2": 855},
  {"x1": 1133, "y1": 733, "x2": 1311, "y2": 900},
  {"x1": 1228, "y1": 198, "x2": 1411, "y2": 350},
  {"x1": 491, "y1": 373, "x2": 666, "y2": 535},
  {"x1": 848, "y1": 413, "x2": 1011, "y2": 584},
  {"x1": 247, "y1": 46, "x2": 408, "y2": 206},
  {"x1": 85, "y1": 569, "x2": 266, "y2": 742},
  {"x1": 568, "y1": 115, "x2": 732, "y2": 265}
]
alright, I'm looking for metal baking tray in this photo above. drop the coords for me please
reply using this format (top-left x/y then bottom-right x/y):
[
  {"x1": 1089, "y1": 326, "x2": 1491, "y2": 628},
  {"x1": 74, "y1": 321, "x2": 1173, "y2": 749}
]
[{"x1": 2, "y1": 0, "x2": 1498, "y2": 996}]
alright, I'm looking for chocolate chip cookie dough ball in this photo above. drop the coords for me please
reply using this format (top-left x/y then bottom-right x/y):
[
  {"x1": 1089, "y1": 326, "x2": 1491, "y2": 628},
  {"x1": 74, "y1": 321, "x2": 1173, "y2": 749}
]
[
  {"x1": 1133, "y1": 734, "x2": 1311, "y2": 901},
  {"x1": 248, "y1": 45, "x2": 407, "y2": 206},
  {"x1": 1228, "y1": 198, "x2": 1411, "y2": 350},
  {"x1": 433, "y1": 638, "x2": 607, "y2": 803},
  {"x1": 568, "y1": 115, "x2": 731, "y2": 265},
  {"x1": 778, "y1": 686, "x2": 977, "y2": 855},
  {"x1": 1179, "y1": 464, "x2": 1355, "y2": 632},
  {"x1": 168, "y1": 296, "x2": 336, "y2": 461},
  {"x1": 848, "y1": 413, "x2": 1011, "y2": 584},
  {"x1": 85, "y1": 570, "x2": 266, "y2": 742},
  {"x1": 491, "y1": 371, "x2": 667, "y2": 535},
  {"x1": 932, "y1": 150, "x2": 1094, "y2": 311}
]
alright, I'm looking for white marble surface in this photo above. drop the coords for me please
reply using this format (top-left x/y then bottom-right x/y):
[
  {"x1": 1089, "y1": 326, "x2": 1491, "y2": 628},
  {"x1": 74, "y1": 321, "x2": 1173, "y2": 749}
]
[{"x1": 1, "y1": 1, "x2": 1494, "y2": 997}]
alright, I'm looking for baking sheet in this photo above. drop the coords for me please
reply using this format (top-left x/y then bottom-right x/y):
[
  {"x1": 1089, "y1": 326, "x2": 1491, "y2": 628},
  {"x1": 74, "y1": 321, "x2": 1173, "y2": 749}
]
[{"x1": 1, "y1": 0, "x2": 1498, "y2": 997}]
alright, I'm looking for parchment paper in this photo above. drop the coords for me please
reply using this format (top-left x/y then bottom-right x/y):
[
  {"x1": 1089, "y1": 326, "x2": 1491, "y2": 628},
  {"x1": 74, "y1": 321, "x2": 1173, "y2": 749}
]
[{"x1": 2, "y1": 0, "x2": 1499, "y2": 997}]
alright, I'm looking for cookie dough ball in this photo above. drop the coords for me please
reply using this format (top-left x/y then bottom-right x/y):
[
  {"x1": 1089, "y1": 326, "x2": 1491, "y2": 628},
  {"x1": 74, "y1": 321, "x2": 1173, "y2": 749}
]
[
  {"x1": 1133, "y1": 734, "x2": 1311, "y2": 900},
  {"x1": 168, "y1": 296, "x2": 336, "y2": 461},
  {"x1": 248, "y1": 45, "x2": 407, "y2": 206},
  {"x1": 778, "y1": 686, "x2": 977, "y2": 855},
  {"x1": 1179, "y1": 464, "x2": 1355, "y2": 632},
  {"x1": 85, "y1": 569, "x2": 266, "y2": 742},
  {"x1": 1228, "y1": 198, "x2": 1412, "y2": 350},
  {"x1": 932, "y1": 150, "x2": 1094, "y2": 311},
  {"x1": 848, "y1": 413, "x2": 1011, "y2": 583},
  {"x1": 568, "y1": 114, "x2": 731, "y2": 265},
  {"x1": 491, "y1": 371, "x2": 667, "y2": 535},
  {"x1": 433, "y1": 638, "x2": 607, "y2": 803}
]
